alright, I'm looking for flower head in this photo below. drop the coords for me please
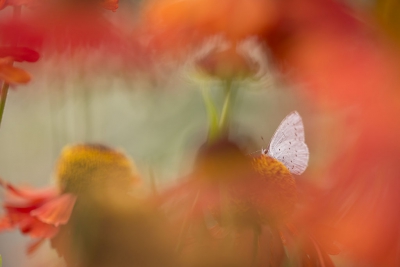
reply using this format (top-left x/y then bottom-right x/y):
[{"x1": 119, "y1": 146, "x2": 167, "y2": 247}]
[
  {"x1": 140, "y1": 0, "x2": 276, "y2": 80},
  {"x1": 0, "y1": 143, "x2": 140, "y2": 255},
  {"x1": 55, "y1": 144, "x2": 140, "y2": 196}
]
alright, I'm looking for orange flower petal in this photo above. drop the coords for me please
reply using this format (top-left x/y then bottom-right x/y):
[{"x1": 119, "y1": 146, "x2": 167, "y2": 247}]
[
  {"x1": 0, "y1": 64, "x2": 31, "y2": 84},
  {"x1": 17, "y1": 214, "x2": 59, "y2": 238},
  {"x1": 31, "y1": 193, "x2": 77, "y2": 226}
]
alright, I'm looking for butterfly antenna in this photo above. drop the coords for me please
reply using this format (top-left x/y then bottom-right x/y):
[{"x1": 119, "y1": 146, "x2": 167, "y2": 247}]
[{"x1": 247, "y1": 150, "x2": 262, "y2": 156}]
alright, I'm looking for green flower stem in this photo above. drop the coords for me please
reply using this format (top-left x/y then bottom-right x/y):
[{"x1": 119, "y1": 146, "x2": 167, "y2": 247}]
[
  {"x1": 218, "y1": 79, "x2": 233, "y2": 136},
  {"x1": 0, "y1": 83, "x2": 10, "y2": 128},
  {"x1": 201, "y1": 85, "x2": 219, "y2": 142}
]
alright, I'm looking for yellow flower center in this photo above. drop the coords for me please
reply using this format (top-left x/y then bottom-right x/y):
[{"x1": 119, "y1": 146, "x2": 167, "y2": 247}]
[{"x1": 55, "y1": 144, "x2": 140, "y2": 196}]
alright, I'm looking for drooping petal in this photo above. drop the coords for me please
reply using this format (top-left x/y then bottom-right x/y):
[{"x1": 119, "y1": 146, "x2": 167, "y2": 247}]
[
  {"x1": 31, "y1": 193, "x2": 77, "y2": 226},
  {"x1": 13, "y1": 212, "x2": 59, "y2": 238},
  {"x1": 0, "y1": 64, "x2": 31, "y2": 84},
  {"x1": 1, "y1": 180, "x2": 59, "y2": 207}
]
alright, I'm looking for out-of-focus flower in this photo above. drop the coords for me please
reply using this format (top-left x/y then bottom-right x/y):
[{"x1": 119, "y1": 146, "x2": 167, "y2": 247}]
[
  {"x1": 189, "y1": 147, "x2": 296, "y2": 226},
  {"x1": 50, "y1": 144, "x2": 142, "y2": 265},
  {"x1": 259, "y1": 0, "x2": 400, "y2": 265},
  {"x1": 196, "y1": 46, "x2": 258, "y2": 80},
  {"x1": 0, "y1": 47, "x2": 39, "y2": 86},
  {"x1": 142, "y1": 0, "x2": 278, "y2": 42},
  {"x1": 0, "y1": 143, "x2": 140, "y2": 257},
  {"x1": 0, "y1": 57, "x2": 31, "y2": 84},
  {"x1": 140, "y1": 0, "x2": 277, "y2": 79},
  {"x1": 52, "y1": 192, "x2": 178, "y2": 267},
  {"x1": 0, "y1": 179, "x2": 76, "y2": 253},
  {"x1": 0, "y1": 0, "x2": 125, "y2": 58},
  {"x1": 157, "y1": 138, "x2": 336, "y2": 266}
]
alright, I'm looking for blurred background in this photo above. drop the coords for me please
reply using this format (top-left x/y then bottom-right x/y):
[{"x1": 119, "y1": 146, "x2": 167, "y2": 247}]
[
  {"x1": 0, "y1": 47, "x2": 310, "y2": 267},
  {"x1": 0, "y1": 0, "x2": 400, "y2": 266}
]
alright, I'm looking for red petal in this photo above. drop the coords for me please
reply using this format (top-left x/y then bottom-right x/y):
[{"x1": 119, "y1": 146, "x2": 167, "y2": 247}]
[
  {"x1": 31, "y1": 193, "x2": 77, "y2": 226},
  {"x1": 0, "y1": 179, "x2": 59, "y2": 202},
  {"x1": 0, "y1": 47, "x2": 40, "y2": 62},
  {"x1": 18, "y1": 215, "x2": 58, "y2": 238}
]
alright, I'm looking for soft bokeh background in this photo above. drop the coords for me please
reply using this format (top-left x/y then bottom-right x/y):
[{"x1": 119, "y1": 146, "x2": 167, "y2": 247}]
[
  {"x1": 1, "y1": 0, "x2": 400, "y2": 266},
  {"x1": 0, "y1": 54, "x2": 317, "y2": 266}
]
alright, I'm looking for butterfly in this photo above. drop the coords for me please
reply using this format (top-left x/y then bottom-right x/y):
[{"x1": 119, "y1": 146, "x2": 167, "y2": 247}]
[{"x1": 261, "y1": 111, "x2": 309, "y2": 175}]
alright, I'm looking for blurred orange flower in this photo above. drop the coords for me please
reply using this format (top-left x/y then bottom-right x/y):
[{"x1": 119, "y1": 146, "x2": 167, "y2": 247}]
[
  {"x1": 196, "y1": 46, "x2": 258, "y2": 80},
  {"x1": 143, "y1": 0, "x2": 278, "y2": 41},
  {"x1": 141, "y1": 0, "x2": 279, "y2": 68},
  {"x1": 156, "y1": 139, "x2": 337, "y2": 266},
  {"x1": 261, "y1": 0, "x2": 400, "y2": 265}
]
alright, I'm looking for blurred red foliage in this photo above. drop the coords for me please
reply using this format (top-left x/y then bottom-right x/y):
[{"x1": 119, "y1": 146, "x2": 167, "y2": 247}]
[{"x1": 262, "y1": 0, "x2": 400, "y2": 265}]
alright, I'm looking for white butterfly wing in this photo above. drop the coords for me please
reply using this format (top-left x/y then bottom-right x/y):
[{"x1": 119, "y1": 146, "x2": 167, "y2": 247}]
[{"x1": 266, "y1": 111, "x2": 309, "y2": 175}]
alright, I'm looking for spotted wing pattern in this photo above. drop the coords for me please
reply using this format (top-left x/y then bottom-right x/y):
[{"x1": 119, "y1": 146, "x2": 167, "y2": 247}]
[{"x1": 263, "y1": 111, "x2": 309, "y2": 175}]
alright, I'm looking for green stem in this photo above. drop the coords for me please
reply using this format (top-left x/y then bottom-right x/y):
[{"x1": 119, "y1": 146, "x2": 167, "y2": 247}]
[
  {"x1": 218, "y1": 80, "x2": 233, "y2": 135},
  {"x1": 201, "y1": 85, "x2": 219, "y2": 142},
  {"x1": 0, "y1": 83, "x2": 10, "y2": 128}
]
